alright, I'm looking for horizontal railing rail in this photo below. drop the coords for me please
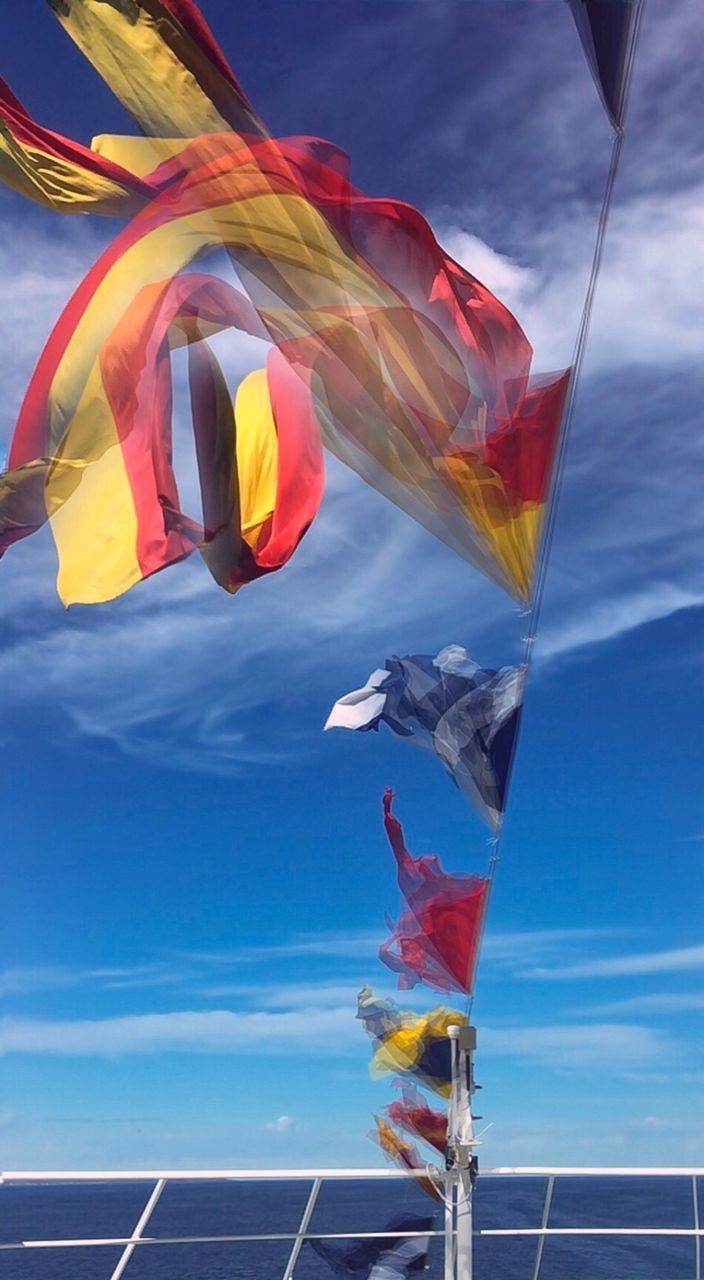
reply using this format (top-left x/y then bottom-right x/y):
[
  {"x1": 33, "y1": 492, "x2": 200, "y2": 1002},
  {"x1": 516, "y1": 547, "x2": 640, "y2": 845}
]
[{"x1": 4, "y1": 1165, "x2": 704, "y2": 1179}]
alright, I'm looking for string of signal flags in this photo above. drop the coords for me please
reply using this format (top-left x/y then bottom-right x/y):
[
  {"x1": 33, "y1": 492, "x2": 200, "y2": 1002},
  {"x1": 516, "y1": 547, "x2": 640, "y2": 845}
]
[
  {"x1": 319, "y1": 0, "x2": 643, "y2": 1204},
  {"x1": 0, "y1": 0, "x2": 643, "y2": 1264},
  {"x1": 326, "y1": 647, "x2": 511, "y2": 1193}
]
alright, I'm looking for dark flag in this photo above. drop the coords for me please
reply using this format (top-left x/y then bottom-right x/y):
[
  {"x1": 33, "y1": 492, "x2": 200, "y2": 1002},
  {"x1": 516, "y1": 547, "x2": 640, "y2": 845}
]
[
  {"x1": 565, "y1": 0, "x2": 640, "y2": 127},
  {"x1": 326, "y1": 646, "x2": 524, "y2": 831},
  {"x1": 309, "y1": 1213, "x2": 435, "y2": 1279}
]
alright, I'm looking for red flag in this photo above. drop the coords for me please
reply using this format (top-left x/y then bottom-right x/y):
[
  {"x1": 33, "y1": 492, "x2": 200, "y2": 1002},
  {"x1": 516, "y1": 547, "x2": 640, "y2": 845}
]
[
  {"x1": 386, "y1": 1085, "x2": 447, "y2": 1156},
  {"x1": 371, "y1": 1117, "x2": 440, "y2": 1200},
  {"x1": 380, "y1": 790, "x2": 489, "y2": 995}
]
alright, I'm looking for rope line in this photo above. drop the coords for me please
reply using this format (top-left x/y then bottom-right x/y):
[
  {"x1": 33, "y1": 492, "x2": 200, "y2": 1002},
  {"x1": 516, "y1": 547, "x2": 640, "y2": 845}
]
[{"x1": 467, "y1": 0, "x2": 646, "y2": 1021}]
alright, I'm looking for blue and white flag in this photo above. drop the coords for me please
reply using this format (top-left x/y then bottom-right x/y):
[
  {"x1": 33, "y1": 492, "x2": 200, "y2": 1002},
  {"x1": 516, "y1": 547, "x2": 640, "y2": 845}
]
[{"x1": 325, "y1": 645, "x2": 524, "y2": 830}]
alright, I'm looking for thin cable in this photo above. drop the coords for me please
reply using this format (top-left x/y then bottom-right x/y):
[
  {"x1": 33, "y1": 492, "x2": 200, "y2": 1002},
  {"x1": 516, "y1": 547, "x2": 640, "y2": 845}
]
[
  {"x1": 466, "y1": 126, "x2": 622, "y2": 1015},
  {"x1": 525, "y1": 0, "x2": 646, "y2": 666},
  {"x1": 467, "y1": 1, "x2": 646, "y2": 1023}
]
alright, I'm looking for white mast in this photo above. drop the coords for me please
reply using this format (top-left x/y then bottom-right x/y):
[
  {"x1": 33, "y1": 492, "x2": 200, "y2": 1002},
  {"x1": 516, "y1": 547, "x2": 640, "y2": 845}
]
[{"x1": 445, "y1": 1025, "x2": 479, "y2": 1280}]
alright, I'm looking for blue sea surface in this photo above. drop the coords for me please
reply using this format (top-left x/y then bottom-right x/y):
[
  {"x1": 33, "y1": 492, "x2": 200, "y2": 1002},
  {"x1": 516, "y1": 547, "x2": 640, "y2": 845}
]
[{"x1": 0, "y1": 1175, "x2": 700, "y2": 1279}]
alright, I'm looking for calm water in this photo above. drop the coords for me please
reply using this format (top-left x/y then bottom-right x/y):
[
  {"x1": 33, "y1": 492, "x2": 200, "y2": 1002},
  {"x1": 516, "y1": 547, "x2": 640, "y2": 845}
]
[{"x1": 0, "y1": 1176, "x2": 701, "y2": 1279}]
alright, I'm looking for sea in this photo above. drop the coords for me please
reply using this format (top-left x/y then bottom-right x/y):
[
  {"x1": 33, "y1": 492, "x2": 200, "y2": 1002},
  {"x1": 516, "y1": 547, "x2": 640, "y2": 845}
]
[{"x1": 0, "y1": 1175, "x2": 701, "y2": 1279}]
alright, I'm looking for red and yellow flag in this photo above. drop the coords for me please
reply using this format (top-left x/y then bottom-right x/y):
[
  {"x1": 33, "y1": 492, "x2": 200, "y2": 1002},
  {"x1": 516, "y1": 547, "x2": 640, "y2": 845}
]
[
  {"x1": 1, "y1": 273, "x2": 323, "y2": 604},
  {"x1": 0, "y1": 0, "x2": 568, "y2": 605}
]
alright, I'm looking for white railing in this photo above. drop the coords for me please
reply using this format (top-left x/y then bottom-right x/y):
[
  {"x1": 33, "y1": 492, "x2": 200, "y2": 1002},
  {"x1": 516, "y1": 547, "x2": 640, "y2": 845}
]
[
  {"x1": 0, "y1": 1168, "x2": 444, "y2": 1280},
  {"x1": 1, "y1": 1166, "x2": 703, "y2": 1280}
]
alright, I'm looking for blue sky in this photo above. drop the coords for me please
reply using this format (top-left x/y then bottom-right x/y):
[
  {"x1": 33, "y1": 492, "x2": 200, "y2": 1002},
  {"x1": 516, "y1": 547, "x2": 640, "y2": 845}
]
[{"x1": 0, "y1": 0, "x2": 702, "y2": 1171}]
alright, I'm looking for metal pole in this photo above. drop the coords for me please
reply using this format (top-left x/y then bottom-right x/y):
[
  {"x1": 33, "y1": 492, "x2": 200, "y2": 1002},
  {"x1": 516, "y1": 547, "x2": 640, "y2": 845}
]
[
  {"x1": 444, "y1": 1171, "x2": 456, "y2": 1280},
  {"x1": 109, "y1": 1177, "x2": 166, "y2": 1280},
  {"x1": 456, "y1": 1166, "x2": 472, "y2": 1280},
  {"x1": 456, "y1": 1027, "x2": 476, "y2": 1280},
  {"x1": 444, "y1": 1027, "x2": 460, "y2": 1280},
  {"x1": 282, "y1": 1176, "x2": 322, "y2": 1280},
  {"x1": 447, "y1": 1026, "x2": 476, "y2": 1280},
  {"x1": 530, "y1": 1175, "x2": 555, "y2": 1280}
]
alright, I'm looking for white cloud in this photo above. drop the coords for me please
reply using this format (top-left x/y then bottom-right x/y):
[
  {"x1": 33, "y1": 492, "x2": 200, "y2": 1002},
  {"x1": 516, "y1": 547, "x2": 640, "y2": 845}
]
[
  {"x1": 0, "y1": 945, "x2": 386, "y2": 1007},
  {"x1": 0, "y1": 195, "x2": 697, "y2": 776},
  {"x1": 0, "y1": 931, "x2": 635, "y2": 1007},
  {"x1": 536, "y1": 582, "x2": 704, "y2": 664},
  {"x1": 575, "y1": 992, "x2": 704, "y2": 1018},
  {"x1": 0, "y1": 4, "x2": 701, "y2": 777},
  {"x1": 0, "y1": 220, "x2": 109, "y2": 436},
  {"x1": 0, "y1": 1006, "x2": 668, "y2": 1075},
  {"x1": 0, "y1": 1006, "x2": 359, "y2": 1057},
  {"x1": 437, "y1": 183, "x2": 704, "y2": 374},
  {"x1": 434, "y1": 151, "x2": 704, "y2": 672},
  {"x1": 266, "y1": 1114, "x2": 294, "y2": 1134},
  {"x1": 192, "y1": 928, "x2": 629, "y2": 983},
  {"x1": 527, "y1": 943, "x2": 704, "y2": 981},
  {"x1": 482, "y1": 927, "x2": 631, "y2": 968},
  {"x1": 482, "y1": 1021, "x2": 668, "y2": 1071},
  {"x1": 0, "y1": 966, "x2": 77, "y2": 997},
  {"x1": 439, "y1": 232, "x2": 539, "y2": 320},
  {"x1": 0, "y1": 449, "x2": 500, "y2": 774},
  {"x1": 0, "y1": 961, "x2": 191, "y2": 997},
  {"x1": 199, "y1": 981, "x2": 366, "y2": 1007},
  {"x1": 188, "y1": 931, "x2": 383, "y2": 966}
]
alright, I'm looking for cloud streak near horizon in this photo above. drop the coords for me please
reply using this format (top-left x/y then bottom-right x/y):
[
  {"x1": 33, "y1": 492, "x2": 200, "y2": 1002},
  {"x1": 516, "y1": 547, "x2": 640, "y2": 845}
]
[
  {"x1": 0, "y1": 1007, "x2": 670, "y2": 1074},
  {"x1": 0, "y1": 926, "x2": 626, "y2": 999},
  {"x1": 528, "y1": 944, "x2": 704, "y2": 981}
]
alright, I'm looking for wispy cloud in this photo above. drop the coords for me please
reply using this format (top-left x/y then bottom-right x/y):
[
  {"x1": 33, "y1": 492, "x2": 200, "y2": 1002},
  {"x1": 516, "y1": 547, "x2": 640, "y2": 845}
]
[
  {"x1": 0, "y1": 4, "x2": 701, "y2": 780},
  {"x1": 527, "y1": 943, "x2": 704, "y2": 981},
  {"x1": 438, "y1": 183, "x2": 704, "y2": 373},
  {"x1": 482, "y1": 1021, "x2": 669, "y2": 1071},
  {"x1": 0, "y1": 1007, "x2": 668, "y2": 1074},
  {"x1": 1, "y1": 310, "x2": 699, "y2": 782},
  {"x1": 266, "y1": 1114, "x2": 295, "y2": 1134},
  {"x1": 426, "y1": 0, "x2": 703, "y2": 245},
  {"x1": 0, "y1": 961, "x2": 191, "y2": 998},
  {"x1": 0, "y1": 221, "x2": 108, "y2": 445},
  {"x1": 433, "y1": 167, "x2": 704, "y2": 673},
  {"x1": 0, "y1": 450, "x2": 499, "y2": 774},
  {"x1": 0, "y1": 1007, "x2": 359, "y2": 1057},
  {"x1": 0, "y1": 930, "x2": 629, "y2": 1006},
  {"x1": 482, "y1": 927, "x2": 631, "y2": 969},
  {"x1": 191, "y1": 927, "x2": 625, "y2": 978},
  {"x1": 0, "y1": 966, "x2": 78, "y2": 997},
  {"x1": 188, "y1": 931, "x2": 382, "y2": 966},
  {"x1": 575, "y1": 992, "x2": 704, "y2": 1018},
  {"x1": 197, "y1": 981, "x2": 366, "y2": 1007},
  {"x1": 536, "y1": 583, "x2": 704, "y2": 664}
]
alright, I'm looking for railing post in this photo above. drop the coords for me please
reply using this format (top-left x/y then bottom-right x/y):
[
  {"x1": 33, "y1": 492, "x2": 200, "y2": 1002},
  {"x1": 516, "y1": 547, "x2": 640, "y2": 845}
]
[
  {"x1": 531, "y1": 1175, "x2": 554, "y2": 1280},
  {"x1": 108, "y1": 1177, "x2": 166, "y2": 1280},
  {"x1": 282, "y1": 1176, "x2": 322, "y2": 1280},
  {"x1": 693, "y1": 1174, "x2": 701, "y2": 1280}
]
